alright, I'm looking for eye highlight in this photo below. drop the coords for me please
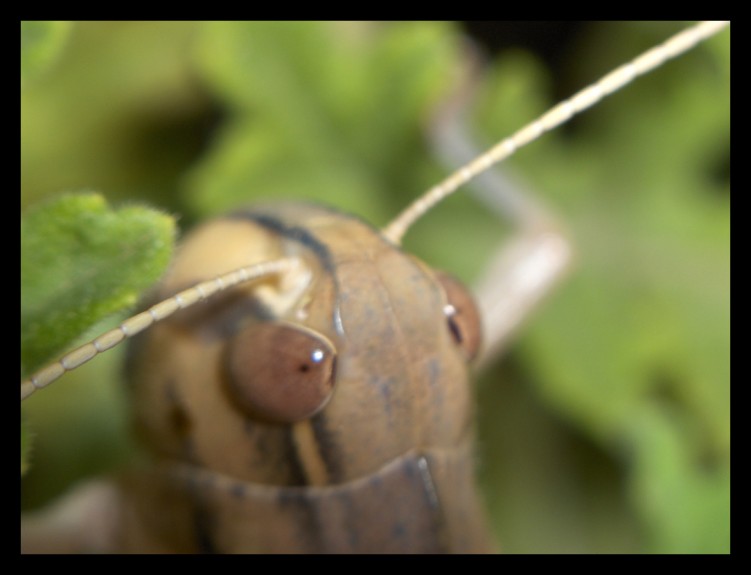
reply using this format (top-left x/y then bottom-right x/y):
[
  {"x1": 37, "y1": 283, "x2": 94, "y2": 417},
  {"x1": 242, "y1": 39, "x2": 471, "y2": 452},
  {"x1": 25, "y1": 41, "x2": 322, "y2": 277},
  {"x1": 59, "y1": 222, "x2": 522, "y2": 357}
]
[
  {"x1": 222, "y1": 322, "x2": 337, "y2": 424},
  {"x1": 435, "y1": 271, "x2": 482, "y2": 362}
]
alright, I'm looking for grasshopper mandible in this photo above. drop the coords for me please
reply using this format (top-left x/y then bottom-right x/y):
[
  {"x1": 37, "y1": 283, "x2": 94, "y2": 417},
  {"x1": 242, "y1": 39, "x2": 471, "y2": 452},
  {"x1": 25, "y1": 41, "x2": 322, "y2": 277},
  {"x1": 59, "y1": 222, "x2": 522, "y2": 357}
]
[{"x1": 22, "y1": 21, "x2": 728, "y2": 550}]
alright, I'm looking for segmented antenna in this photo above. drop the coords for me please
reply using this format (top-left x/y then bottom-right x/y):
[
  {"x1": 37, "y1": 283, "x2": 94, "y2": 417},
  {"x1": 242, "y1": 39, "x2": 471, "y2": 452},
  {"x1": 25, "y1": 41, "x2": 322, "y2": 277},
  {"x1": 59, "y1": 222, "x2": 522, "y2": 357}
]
[
  {"x1": 21, "y1": 21, "x2": 729, "y2": 401},
  {"x1": 382, "y1": 20, "x2": 730, "y2": 244},
  {"x1": 20, "y1": 258, "x2": 300, "y2": 400}
]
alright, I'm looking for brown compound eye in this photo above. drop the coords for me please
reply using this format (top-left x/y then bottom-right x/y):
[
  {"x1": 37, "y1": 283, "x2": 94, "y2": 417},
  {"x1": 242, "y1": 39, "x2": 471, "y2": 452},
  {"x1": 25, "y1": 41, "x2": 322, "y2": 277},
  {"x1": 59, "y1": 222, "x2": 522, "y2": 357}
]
[
  {"x1": 435, "y1": 271, "x2": 482, "y2": 362},
  {"x1": 222, "y1": 322, "x2": 337, "y2": 424}
]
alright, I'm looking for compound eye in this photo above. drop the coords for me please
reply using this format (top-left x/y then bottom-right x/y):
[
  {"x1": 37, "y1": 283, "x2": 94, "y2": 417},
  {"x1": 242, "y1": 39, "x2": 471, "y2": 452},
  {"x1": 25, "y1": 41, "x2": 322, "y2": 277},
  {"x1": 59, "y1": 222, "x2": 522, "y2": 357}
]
[
  {"x1": 223, "y1": 322, "x2": 336, "y2": 424},
  {"x1": 435, "y1": 271, "x2": 482, "y2": 362}
]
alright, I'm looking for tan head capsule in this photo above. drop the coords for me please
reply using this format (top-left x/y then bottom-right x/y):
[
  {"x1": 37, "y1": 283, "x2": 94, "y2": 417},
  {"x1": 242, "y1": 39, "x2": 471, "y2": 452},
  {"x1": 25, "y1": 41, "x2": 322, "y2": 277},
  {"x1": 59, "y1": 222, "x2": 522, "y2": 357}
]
[{"x1": 120, "y1": 203, "x2": 489, "y2": 552}]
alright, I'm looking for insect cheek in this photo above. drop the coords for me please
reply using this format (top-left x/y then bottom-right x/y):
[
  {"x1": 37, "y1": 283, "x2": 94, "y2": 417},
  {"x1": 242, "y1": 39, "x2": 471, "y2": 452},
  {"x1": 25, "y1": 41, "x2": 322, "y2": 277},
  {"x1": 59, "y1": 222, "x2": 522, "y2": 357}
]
[
  {"x1": 221, "y1": 322, "x2": 337, "y2": 424},
  {"x1": 435, "y1": 271, "x2": 482, "y2": 362}
]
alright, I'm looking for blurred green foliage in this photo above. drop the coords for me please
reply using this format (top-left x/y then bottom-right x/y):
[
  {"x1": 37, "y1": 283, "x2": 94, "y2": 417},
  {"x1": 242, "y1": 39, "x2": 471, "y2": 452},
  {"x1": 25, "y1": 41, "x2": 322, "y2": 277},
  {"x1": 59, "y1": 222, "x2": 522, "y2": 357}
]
[
  {"x1": 21, "y1": 21, "x2": 71, "y2": 84},
  {"x1": 20, "y1": 21, "x2": 729, "y2": 553}
]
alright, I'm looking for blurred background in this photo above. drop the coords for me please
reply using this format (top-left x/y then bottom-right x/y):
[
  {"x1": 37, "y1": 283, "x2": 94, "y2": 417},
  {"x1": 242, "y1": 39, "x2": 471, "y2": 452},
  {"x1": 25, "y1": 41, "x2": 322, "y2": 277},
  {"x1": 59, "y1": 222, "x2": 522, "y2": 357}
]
[{"x1": 21, "y1": 21, "x2": 729, "y2": 553}]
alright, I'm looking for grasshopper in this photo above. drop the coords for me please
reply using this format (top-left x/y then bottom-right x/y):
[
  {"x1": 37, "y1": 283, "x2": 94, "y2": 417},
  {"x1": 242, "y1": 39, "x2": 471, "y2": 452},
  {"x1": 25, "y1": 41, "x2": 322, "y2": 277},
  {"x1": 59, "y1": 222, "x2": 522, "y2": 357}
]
[{"x1": 20, "y1": 21, "x2": 732, "y2": 551}]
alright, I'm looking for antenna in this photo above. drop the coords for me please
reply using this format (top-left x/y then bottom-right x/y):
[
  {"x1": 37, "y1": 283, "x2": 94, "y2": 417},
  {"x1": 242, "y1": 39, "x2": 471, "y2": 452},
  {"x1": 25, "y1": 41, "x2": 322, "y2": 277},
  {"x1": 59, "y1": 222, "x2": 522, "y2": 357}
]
[
  {"x1": 21, "y1": 258, "x2": 300, "y2": 400},
  {"x1": 382, "y1": 20, "x2": 730, "y2": 245},
  {"x1": 21, "y1": 21, "x2": 729, "y2": 401}
]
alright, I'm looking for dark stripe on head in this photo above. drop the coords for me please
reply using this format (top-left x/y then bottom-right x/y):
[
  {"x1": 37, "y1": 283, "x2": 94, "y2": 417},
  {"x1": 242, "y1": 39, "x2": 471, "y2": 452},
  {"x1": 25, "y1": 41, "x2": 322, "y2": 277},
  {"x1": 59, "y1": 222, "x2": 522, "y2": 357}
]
[
  {"x1": 229, "y1": 208, "x2": 346, "y2": 485},
  {"x1": 228, "y1": 210, "x2": 336, "y2": 274},
  {"x1": 310, "y1": 411, "x2": 344, "y2": 483}
]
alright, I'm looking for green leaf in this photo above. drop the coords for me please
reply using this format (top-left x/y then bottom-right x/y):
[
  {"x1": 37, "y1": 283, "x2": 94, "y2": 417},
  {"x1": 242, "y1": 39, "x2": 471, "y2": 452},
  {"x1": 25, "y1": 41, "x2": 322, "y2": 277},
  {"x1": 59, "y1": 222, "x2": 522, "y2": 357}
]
[
  {"x1": 21, "y1": 193, "x2": 176, "y2": 378},
  {"x1": 21, "y1": 21, "x2": 71, "y2": 83},
  {"x1": 21, "y1": 193, "x2": 175, "y2": 485}
]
